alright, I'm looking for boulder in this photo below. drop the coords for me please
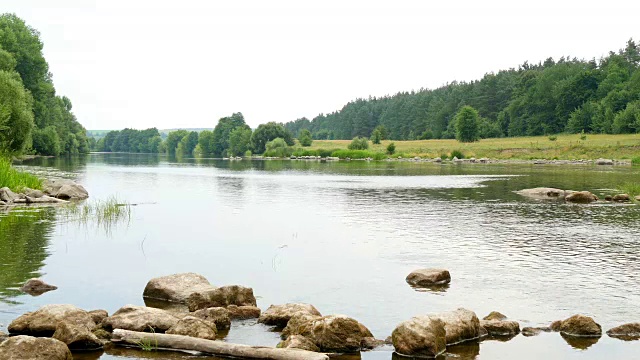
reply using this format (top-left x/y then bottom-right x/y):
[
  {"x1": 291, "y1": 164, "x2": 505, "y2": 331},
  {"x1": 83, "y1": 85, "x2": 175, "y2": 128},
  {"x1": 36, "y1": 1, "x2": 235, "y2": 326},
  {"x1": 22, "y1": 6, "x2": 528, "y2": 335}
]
[
  {"x1": 292, "y1": 315, "x2": 373, "y2": 352},
  {"x1": 192, "y1": 307, "x2": 231, "y2": 330},
  {"x1": 43, "y1": 179, "x2": 89, "y2": 200},
  {"x1": 23, "y1": 188, "x2": 45, "y2": 198},
  {"x1": 0, "y1": 335, "x2": 73, "y2": 360},
  {"x1": 166, "y1": 316, "x2": 217, "y2": 340},
  {"x1": 636, "y1": 195, "x2": 640, "y2": 202},
  {"x1": 143, "y1": 273, "x2": 215, "y2": 303},
  {"x1": 19, "y1": 278, "x2": 58, "y2": 296},
  {"x1": 102, "y1": 305, "x2": 179, "y2": 332},
  {"x1": 521, "y1": 326, "x2": 551, "y2": 337},
  {"x1": 187, "y1": 285, "x2": 256, "y2": 312},
  {"x1": 88, "y1": 310, "x2": 109, "y2": 325},
  {"x1": 606, "y1": 322, "x2": 640, "y2": 340},
  {"x1": 553, "y1": 315, "x2": 601, "y2": 337},
  {"x1": 406, "y1": 268, "x2": 451, "y2": 287},
  {"x1": 277, "y1": 335, "x2": 320, "y2": 352},
  {"x1": 480, "y1": 319, "x2": 520, "y2": 336},
  {"x1": 434, "y1": 308, "x2": 481, "y2": 345},
  {"x1": 595, "y1": 158, "x2": 614, "y2": 165},
  {"x1": 0, "y1": 330, "x2": 6, "y2": 343},
  {"x1": 226, "y1": 305, "x2": 261, "y2": 319},
  {"x1": 515, "y1": 187, "x2": 567, "y2": 200},
  {"x1": 565, "y1": 191, "x2": 598, "y2": 203},
  {"x1": 258, "y1": 303, "x2": 322, "y2": 327},
  {"x1": 483, "y1": 311, "x2": 507, "y2": 321},
  {"x1": 281, "y1": 313, "x2": 322, "y2": 339},
  {"x1": 0, "y1": 187, "x2": 20, "y2": 203},
  {"x1": 8, "y1": 304, "x2": 95, "y2": 336},
  {"x1": 613, "y1": 194, "x2": 631, "y2": 202},
  {"x1": 392, "y1": 315, "x2": 446, "y2": 357},
  {"x1": 52, "y1": 321, "x2": 103, "y2": 350},
  {"x1": 0, "y1": 200, "x2": 6, "y2": 206}
]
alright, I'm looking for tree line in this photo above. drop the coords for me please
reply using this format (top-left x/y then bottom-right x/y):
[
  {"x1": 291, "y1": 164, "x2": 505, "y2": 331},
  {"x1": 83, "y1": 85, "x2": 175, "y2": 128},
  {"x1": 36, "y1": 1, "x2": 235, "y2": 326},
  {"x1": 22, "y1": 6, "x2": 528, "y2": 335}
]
[
  {"x1": 94, "y1": 113, "x2": 300, "y2": 156},
  {"x1": 284, "y1": 39, "x2": 640, "y2": 140},
  {"x1": 0, "y1": 14, "x2": 89, "y2": 156}
]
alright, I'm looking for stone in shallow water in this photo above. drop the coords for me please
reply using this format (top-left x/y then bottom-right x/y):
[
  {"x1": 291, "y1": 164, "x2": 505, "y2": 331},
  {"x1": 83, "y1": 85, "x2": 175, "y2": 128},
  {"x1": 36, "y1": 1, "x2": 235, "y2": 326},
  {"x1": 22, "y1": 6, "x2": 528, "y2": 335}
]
[
  {"x1": 52, "y1": 321, "x2": 103, "y2": 350},
  {"x1": 0, "y1": 335, "x2": 73, "y2": 360},
  {"x1": 258, "y1": 303, "x2": 322, "y2": 328},
  {"x1": 480, "y1": 319, "x2": 520, "y2": 336},
  {"x1": 552, "y1": 314, "x2": 601, "y2": 337},
  {"x1": 192, "y1": 307, "x2": 231, "y2": 330},
  {"x1": 143, "y1": 272, "x2": 215, "y2": 303},
  {"x1": 19, "y1": 278, "x2": 58, "y2": 296},
  {"x1": 606, "y1": 322, "x2": 640, "y2": 340},
  {"x1": 277, "y1": 334, "x2": 320, "y2": 352},
  {"x1": 102, "y1": 305, "x2": 179, "y2": 332},
  {"x1": 392, "y1": 315, "x2": 446, "y2": 357},
  {"x1": 166, "y1": 316, "x2": 217, "y2": 340},
  {"x1": 483, "y1": 311, "x2": 507, "y2": 321},
  {"x1": 8, "y1": 304, "x2": 95, "y2": 336},
  {"x1": 565, "y1": 191, "x2": 598, "y2": 203},
  {"x1": 187, "y1": 285, "x2": 256, "y2": 312},
  {"x1": 226, "y1": 305, "x2": 261, "y2": 319},
  {"x1": 405, "y1": 268, "x2": 451, "y2": 287}
]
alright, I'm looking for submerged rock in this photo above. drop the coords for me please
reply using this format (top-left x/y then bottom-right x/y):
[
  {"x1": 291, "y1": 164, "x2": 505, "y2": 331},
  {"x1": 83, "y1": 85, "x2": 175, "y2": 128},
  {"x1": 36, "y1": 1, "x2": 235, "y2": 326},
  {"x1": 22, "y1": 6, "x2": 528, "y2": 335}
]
[
  {"x1": 483, "y1": 311, "x2": 507, "y2": 321},
  {"x1": 166, "y1": 316, "x2": 217, "y2": 340},
  {"x1": 258, "y1": 303, "x2": 322, "y2": 328},
  {"x1": 277, "y1": 334, "x2": 320, "y2": 352},
  {"x1": 192, "y1": 307, "x2": 231, "y2": 330},
  {"x1": 19, "y1": 278, "x2": 58, "y2": 296},
  {"x1": 102, "y1": 305, "x2": 179, "y2": 332},
  {"x1": 143, "y1": 273, "x2": 215, "y2": 303},
  {"x1": 521, "y1": 326, "x2": 551, "y2": 337},
  {"x1": 187, "y1": 285, "x2": 257, "y2": 312},
  {"x1": 406, "y1": 268, "x2": 451, "y2": 287},
  {"x1": 226, "y1": 305, "x2": 261, "y2": 319},
  {"x1": 606, "y1": 322, "x2": 640, "y2": 340},
  {"x1": 392, "y1": 315, "x2": 446, "y2": 357},
  {"x1": 514, "y1": 187, "x2": 567, "y2": 200},
  {"x1": 8, "y1": 304, "x2": 95, "y2": 336},
  {"x1": 565, "y1": 191, "x2": 598, "y2": 203},
  {"x1": 0, "y1": 335, "x2": 72, "y2": 360},
  {"x1": 612, "y1": 194, "x2": 631, "y2": 202},
  {"x1": 480, "y1": 319, "x2": 520, "y2": 337},
  {"x1": 52, "y1": 321, "x2": 103, "y2": 350},
  {"x1": 552, "y1": 314, "x2": 601, "y2": 337}
]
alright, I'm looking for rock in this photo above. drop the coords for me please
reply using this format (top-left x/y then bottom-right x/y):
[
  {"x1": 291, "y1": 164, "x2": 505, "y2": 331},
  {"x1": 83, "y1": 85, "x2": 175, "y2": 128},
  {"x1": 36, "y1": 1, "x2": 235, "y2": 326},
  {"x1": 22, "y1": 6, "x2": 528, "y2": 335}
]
[
  {"x1": 434, "y1": 308, "x2": 481, "y2": 345},
  {"x1": 361, "y1": 337, "x2": 386, "y2": 349},
  {"x1": 19, "y1": 278, "x2": 58, "y2": 296},
  {"x1": 277, "y1": 334, "x2": 320, "y2": 352},
  {"x1": 292, "y1": 315, "x2": 373, "y2": 352},
  {"x1": 515, "y1": 187, "x2": 566, "y2": 199},
  {"x1": 8, "y1": 304, "x2": 96, "y2": 336},
  {"x1": 258, "y1": 303, "x2": 322, "y2": 327},
  {"x1": 479, "y1": 158, "x2": 489, "y2": 163},
  {"x1": 166, "y1": 316, "x2": 217, "y2": 340},
  {"x1": 606, "y1": 322, "x2": 640, "y2": 340},
  {"x1": 0, "y1": 335, "x2": 73, "y2": 360},
  {"x1": 92, "y1": 328, "x2": 111, "y2": 341},
  {"x1": 613, "y1": 194, "x2": 631, "y2": 202},
  {"x1": 187, "y1": 285, "x2": 256, "y2": 312},
  {"x1": 483, "y1": 311, "x2": 507, "y2": 321},
  {"x1": 281, "y1": 313, "x2": 322, "y2": 339},
  {"x1": 192, "y1": 307, "x2": 231, "y2": 330},
  {"x1": 102, "y1": 305, "x2": 179, "y2": 332},
  {"x1": 0, "y1": 331, "x2": 6, "y2": 343},
  {"x1": 433, "y1": 157, "x2": 442, "y2": 163},
  {"x1": 88, "y1": 310, "x2": 109, "y2": 325},
  {"x1": 0, "y1": 187, "x2": 20, "y2": 202},
  {"x1": 480, "y1": 320, "x2": 520, "y2": 336},
  {"x1": 636, "y1": 195, "x2": 640, "y2": 202},
  {"x1": 605, "y1": 195, "x2": 613, "y2": 201},
  {"x1": 565, "y1": 191, "x2": 598, "y2": 203},
  {"x1": 595, "y1": 158, "x2": 614, "y2": 165},
  {"x1": 0, "y1": 200, "x2": 6, "y2": 206},
  {"x1": 143, "y1": 273, "x2": 215, "y2": 303},
  {"x1": 392, "y1": 315, "x2": 446, "y2": 357},
  {"x1": 226, "y1": 305, "x2": 261, "y2": 319},
  {"x1": 553, "y1": 314, "x2": 601, "y2": 337},
  {"x1": 550, "y1": 320, "x2": 562, "y2": 331},
  {"x1": 43, "y1": 179, "x2": 89, "y2": 200},
  {"x1": 52, "y1": 321, "x2": 103, "y2": 350},
  {"x1": 522, "y1": 327, "x2": 551, "y2": 337},
  {"x1": 405, "y1": 268, "x2": 451, "y2": 287},
  {"x1": 22, "y1": 187, "x2": 45, "y2": 198}
]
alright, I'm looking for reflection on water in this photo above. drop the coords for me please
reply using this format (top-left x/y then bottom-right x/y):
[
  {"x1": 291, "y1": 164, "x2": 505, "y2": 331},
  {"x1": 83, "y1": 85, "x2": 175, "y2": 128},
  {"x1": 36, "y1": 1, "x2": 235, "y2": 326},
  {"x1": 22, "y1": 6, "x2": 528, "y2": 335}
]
[
  {"x1": 0, "y1": 208, "x2": 56, "y2": 304},
  {"x1": 560, "y1": 333, "x2": 601, "y2": 350},
  {"x1": 1, "y1": 154, "x2": 639, "y2": 360}
]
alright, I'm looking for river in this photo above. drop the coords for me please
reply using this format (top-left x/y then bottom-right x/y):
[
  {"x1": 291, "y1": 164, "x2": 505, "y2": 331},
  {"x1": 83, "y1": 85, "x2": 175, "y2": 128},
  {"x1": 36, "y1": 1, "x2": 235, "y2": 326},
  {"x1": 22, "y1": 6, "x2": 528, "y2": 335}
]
[{"x1": 1, "y1": 153, "x2": 639, "y2": 359}]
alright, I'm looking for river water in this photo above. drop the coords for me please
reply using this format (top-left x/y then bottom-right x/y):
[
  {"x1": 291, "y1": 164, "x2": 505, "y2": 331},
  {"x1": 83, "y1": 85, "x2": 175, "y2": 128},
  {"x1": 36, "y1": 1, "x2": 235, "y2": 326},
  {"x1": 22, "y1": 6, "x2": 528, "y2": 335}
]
[{"x1": 1, "y1": 154, "x2": 639, "y2": 359}]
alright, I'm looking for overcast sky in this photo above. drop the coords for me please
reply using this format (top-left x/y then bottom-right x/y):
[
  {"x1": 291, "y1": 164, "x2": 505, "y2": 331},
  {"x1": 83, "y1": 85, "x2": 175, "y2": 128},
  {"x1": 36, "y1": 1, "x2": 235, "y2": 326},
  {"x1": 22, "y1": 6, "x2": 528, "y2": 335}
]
[{"x1": 3, "y1": 0, "x2": 639, "y2": 130}]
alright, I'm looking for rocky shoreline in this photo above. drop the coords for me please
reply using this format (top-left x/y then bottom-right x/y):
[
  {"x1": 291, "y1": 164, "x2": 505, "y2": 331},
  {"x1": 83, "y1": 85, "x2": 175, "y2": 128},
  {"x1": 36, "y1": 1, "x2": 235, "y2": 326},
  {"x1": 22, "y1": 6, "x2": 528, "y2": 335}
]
[
  {"x1": 1, "y1": 272, "x2": 638, "y2": 359},
  {"x1": 0, "y1": 179, "x2": 88, "y2": 207}
]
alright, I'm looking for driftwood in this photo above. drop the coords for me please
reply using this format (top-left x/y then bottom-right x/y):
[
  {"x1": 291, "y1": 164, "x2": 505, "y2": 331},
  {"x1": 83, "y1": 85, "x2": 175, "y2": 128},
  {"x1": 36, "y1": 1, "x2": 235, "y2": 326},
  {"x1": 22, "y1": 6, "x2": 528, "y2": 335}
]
[{"x1": 112, "y1": 329, "x2": 329, "y2": 360}]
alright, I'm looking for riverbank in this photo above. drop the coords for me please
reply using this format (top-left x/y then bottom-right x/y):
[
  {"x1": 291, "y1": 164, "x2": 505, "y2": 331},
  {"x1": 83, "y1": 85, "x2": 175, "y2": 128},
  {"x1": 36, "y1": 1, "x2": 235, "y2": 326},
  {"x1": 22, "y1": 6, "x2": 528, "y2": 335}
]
[{"x1": 304, "y1": 134, "x2": 640, "y2": 162}]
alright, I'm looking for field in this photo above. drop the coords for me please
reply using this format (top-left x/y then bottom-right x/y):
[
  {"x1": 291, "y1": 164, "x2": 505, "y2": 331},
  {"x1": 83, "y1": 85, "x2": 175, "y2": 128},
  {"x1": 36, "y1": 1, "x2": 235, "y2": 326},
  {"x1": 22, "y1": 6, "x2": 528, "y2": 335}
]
[{"x1": 305, "y1": 134, "x2": 640, "y2": 161}]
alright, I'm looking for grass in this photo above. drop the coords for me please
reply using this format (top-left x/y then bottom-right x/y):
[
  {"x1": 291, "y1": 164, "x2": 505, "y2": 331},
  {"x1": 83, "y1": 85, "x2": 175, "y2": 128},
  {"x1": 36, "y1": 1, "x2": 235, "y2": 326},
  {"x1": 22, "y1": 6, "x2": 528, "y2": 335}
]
[
  {"x1": 632, "y1": 156, "x2": 640, "y2": 165},
  {"x1": 618, "y1": 182, "x2": 640, "y2": 200},
  {"x1": 306, "y1": 133, "x2": 640, "y2": 160},
  {"x1": 0, "y1": 158, "x2": 43, "y2": 192},
  {"x1": 133, "y1": 327, "x2": 158, "y2": 351},
  {"x1": 59, "y1": 196, "x2": 131, "y2": 231}
]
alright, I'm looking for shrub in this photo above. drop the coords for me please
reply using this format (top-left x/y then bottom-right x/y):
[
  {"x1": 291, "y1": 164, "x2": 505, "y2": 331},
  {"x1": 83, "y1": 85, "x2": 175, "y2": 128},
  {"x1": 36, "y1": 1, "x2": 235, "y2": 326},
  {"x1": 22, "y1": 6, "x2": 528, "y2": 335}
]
[
  {"x1": 317, "y1": 149, "x2": 334, "y2": 158},
  {"x1": 348, "y1": 137, "x2": 369, "y2": 150},
  {"x1": 450, "y1": 150, "x2": 464, "y2": 159},
  {"x1": 298, "y1": 129, "x2": 313, "y2": 147},
  {"x1": 548, "y1": 135, "x2": 558, "y2": 141},
  {"x1": 263, "y1": 137, "x2": 293, "y2": 157},
  {"x1": 386, "y1": 142, "x2": 396, "y2": 155},
  {"x1": 632, "y1": 157, "x2": 640, "y2": 165},
  {"x1": 454, "y1": 106, "x2": 479, "y2": 142},
  {"x1": 440, "y1": 153, "x2": 448, "y2": 160},
  {"x1": 371, "y1": 129, "x2": 382, "y2": 144}
]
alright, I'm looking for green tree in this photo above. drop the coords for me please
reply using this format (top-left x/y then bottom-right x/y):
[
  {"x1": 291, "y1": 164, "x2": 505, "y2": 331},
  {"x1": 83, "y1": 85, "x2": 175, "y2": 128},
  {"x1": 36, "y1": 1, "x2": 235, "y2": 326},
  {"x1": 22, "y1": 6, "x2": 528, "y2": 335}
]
[
  {"x1": 0, "y1": 69, "x2": 33, "y2": 154},
  {"x1": 31, "y1": 126, "x2": 60, "y2": 155},
  {"x1": 212, "y1": 112, "x2": 247, "y2": 157},
  {"x1": 263, "y1": 137, "x2": 293, "y2": 157},
  {"x1": 164, "y1": 130, "x2": 188, "y2": 155},
  {"x1": 455, "y1": 106, "x2": 479, "y2": 142},
  {"x1": 348, "y1": 137, "x2": 369, "y2": 150},
  {"x1": 228, "y1": 126, "x2": 252, "y2": 156},
  {"x1": 179, "y1": 131, "x2": 199, "y2": 155},
  {"x1": 613, "y1": 100, "x2": 640, "y2": 133},
  {"x1": 298, "y1": 128, "x2": 313, "y2": 146},
  {"x1": 370, "y1": 128, "x2": 382, "y2": 144},
  {"x1": 386, "y1": 142, "x2": 396, "y2": 155},
  {"x1": 197, "y1": 130, "x2": 215, "y2": 156},
  {"x1": 251, "y1": 122, "x2": 294, "y2": 154}
]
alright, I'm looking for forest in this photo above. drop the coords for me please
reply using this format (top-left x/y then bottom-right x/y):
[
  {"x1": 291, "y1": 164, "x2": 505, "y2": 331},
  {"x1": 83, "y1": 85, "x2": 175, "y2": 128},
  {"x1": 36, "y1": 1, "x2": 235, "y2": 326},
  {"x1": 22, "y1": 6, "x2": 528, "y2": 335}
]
[
  {"x1": 0, "y1": 14, "x2": 89, "y2": 156},
  {"x1": 284, "y1": 39, "x2": 640, "y2": 141}
]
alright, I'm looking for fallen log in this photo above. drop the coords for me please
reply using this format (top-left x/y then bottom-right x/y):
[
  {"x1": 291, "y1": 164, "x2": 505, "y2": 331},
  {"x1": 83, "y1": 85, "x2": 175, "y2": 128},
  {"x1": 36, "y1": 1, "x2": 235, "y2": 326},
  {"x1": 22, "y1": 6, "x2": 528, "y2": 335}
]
[{"x1": 112, "y1": 329, "x2": 329, "y2": 360}]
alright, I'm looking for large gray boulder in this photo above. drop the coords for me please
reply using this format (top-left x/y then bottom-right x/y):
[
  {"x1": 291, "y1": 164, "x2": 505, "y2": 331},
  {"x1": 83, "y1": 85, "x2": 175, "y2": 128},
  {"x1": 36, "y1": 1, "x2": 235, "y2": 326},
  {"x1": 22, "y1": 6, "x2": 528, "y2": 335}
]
[
  {"x1": 19, "y1": 278, "x2": 58, "y2": 296},
  {"x1": 480, "y1": 319, "x2": 520, "y2": 337},
  {"x1": 284, "y1": 315, "x2": 373, "y2": 352},
  {"x1": 52, "y1": 321, "x2": 103, "y2": 350},
  {"x1": 0, "y1": 187, "x2": 20, "y2": 202},
  {"x1": 43, "y1": 179, "x2": 88, "y2": 200},
  {"x1": 277, "y1": 335, "x2": 320, "y2": 352},
  {"x1": 392, "y1": 315, "x2": 446, "y2": 357},
  {"x1": 192, "y1": 307, "x2": 231, "y2": 330},
  {"x1": 406, "y1": 268, "x2": 451, "y2": 287},
  {"x1": 8, "y1": 304, "x2": 96, "y2": 336},
  {"x1": 226, "y1": 304, "x2": 261, "y2": 319},
  {"x1": 143, "y1": 273, "x2": 215, "y2": 303},
  {"x1": 102, "y1": 305, "x2": 179, "y2": 332},
  {"x1": 0, "y1": 335, "x2": 73, "y2": 360},
  {"x1": 552, "y1": 314, "x2": 601, "y2": 337},
  {"x1": 166, "y1": 316, "x2": 217, "y2": 340},
  {"x1": 187, "y1": 285, "x2": 257, "y2": 312},
  {"x1": 434, "y1": 308, "x2": 481, "y2": 345},
  {"x1": 258, "y1": 303, "x2": 322, "y2": 327},
  {"x1": 281, "y1": 313, "x2": 322, "y2": 339}
]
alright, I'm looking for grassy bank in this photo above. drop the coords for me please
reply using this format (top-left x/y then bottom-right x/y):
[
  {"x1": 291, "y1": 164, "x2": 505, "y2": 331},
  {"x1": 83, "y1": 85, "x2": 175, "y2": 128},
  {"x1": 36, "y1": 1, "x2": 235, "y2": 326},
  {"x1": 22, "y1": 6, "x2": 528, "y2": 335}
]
[
  {"x1": 305, "y1": 134, "x2": 640, "y2": 161},
  {"x1": 0, "y1": 158, "x2": 42, "y2": 192}
]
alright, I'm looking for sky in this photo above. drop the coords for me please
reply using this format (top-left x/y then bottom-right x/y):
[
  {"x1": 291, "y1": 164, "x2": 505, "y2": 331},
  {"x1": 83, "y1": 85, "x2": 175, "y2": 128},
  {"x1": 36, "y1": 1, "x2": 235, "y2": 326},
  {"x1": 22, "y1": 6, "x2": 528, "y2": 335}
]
[{"x1": 3, "y1": 0, "x2": 640, "y2": 130}]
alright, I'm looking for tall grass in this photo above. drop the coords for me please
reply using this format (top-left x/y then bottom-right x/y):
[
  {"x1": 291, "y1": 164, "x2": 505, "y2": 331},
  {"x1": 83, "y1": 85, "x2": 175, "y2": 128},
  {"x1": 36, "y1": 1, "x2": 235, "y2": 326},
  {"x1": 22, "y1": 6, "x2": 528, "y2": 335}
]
[
  {"x1": 618, "y1": 182, "x2": 640, "y2": 199},
  {"x1": 59, "y1": 196, "x2": 131, "y2": 232},
  {"x1": 0, "y1": 158, "x2": 43, "y2": 192},
  {"x1": 632, "y1": 157, "x2": 640, "y2": 166}
]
